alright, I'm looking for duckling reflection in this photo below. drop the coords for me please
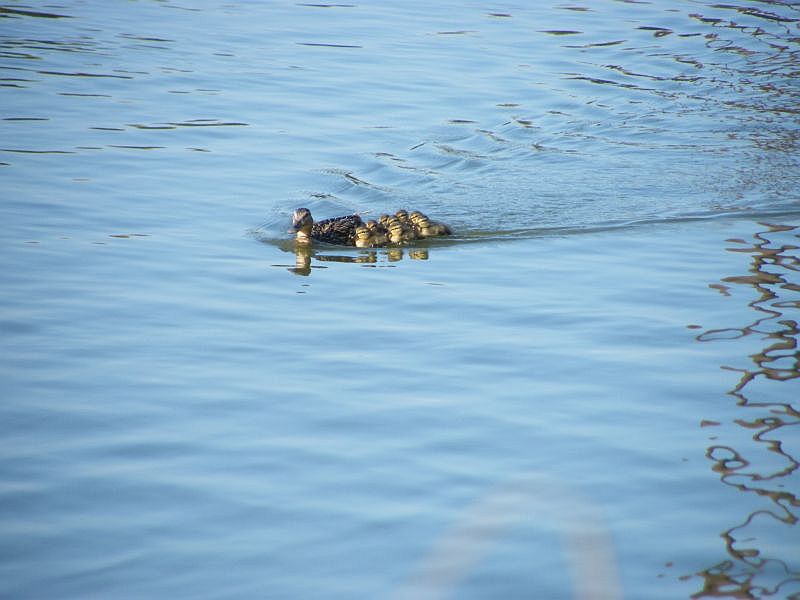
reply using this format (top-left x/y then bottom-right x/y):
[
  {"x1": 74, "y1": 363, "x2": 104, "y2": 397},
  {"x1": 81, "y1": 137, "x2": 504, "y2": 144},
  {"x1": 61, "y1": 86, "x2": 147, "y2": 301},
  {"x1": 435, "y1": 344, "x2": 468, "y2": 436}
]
[
  {"x1": 279, "y1": 244, "x2": 431, "y2": 275},
  {"x1": 409, "y1": 249, "x2": 429, "y2": 261}
]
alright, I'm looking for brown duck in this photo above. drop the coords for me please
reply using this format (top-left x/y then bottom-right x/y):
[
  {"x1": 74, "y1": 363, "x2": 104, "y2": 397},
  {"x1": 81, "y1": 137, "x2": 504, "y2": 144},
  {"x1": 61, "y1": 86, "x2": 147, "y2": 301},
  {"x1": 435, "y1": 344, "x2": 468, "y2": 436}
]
[{"x1": 290, "y1": 208, "x2": 364, "y2": 246}]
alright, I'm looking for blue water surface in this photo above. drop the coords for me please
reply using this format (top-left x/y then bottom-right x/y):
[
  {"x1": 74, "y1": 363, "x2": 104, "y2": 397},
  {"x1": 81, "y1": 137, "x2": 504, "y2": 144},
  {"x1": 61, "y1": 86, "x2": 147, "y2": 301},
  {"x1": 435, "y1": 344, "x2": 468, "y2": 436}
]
[{"x1": 1, "y1": 1, "x2": 799, "y2": 598}]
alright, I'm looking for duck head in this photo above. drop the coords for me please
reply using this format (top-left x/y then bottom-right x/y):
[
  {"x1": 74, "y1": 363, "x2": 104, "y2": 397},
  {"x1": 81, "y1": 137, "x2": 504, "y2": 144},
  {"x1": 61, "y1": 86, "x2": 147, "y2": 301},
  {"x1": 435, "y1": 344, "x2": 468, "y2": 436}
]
[
  {"x1": 415, "y1": 216, "x2": 435, "y2": 237},
  {"x1": 387, "y1": 218, "x2": 406, "y2": 244},
  {"x1": 290, "y1": 207, "x2": 314, "y2": 243},
  {"x1": 354, "y1": 225, "x2": 372, "y2": 248}
]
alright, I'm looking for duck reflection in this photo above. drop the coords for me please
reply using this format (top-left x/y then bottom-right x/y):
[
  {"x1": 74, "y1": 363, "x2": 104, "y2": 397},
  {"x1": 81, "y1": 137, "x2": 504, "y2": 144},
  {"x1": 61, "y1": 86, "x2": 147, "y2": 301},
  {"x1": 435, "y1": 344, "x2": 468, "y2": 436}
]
[
  {"x1": 277, "y1": 244, "x2": 430, "y2": 276},
  {"x1": 693, "y1": 222, "x2": 800, "y2": 598}
]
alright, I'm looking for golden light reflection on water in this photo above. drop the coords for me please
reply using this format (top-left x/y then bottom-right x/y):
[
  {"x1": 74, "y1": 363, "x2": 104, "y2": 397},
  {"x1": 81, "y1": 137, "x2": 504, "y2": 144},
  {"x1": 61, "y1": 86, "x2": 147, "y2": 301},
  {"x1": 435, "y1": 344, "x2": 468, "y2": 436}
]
[{"x1": 694, "y1": 222, "x2": 800, "y2": 598}]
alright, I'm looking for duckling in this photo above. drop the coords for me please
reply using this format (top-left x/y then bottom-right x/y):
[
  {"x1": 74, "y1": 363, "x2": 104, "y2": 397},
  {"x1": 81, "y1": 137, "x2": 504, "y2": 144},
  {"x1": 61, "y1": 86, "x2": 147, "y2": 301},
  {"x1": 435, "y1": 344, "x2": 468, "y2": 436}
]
[
  {"x1": 354, "y1": 225, "x2": 374, "y2": 248},
  {"x1": 365, "y1": 220, "x2": 388, "y2": 246},
  {"x1": 386, "y1": 218, "x2": 406, "y2": 244},
  {"x1": 387, "y1": 217, "x2": 417, "y2": 244},
  {"x1": 414, "y1": 215, "x2": 452, "y2": 238},
  {"x1": 409, "y1": 210, "x2": 426, "y2": 226},
  {"x1": 395, "y1": 209, "x2": 422, "y2": 241},
  {"x1": 290, "y1": 207, "x2": 364, "y2": 246}
]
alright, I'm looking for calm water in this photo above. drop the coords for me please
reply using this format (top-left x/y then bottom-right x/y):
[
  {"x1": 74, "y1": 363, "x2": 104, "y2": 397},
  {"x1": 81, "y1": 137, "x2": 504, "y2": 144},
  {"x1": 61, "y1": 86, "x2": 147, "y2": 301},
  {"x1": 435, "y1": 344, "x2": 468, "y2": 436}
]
[{"x1": 1, "y1": 1, "x2": 799, "y2": 598}]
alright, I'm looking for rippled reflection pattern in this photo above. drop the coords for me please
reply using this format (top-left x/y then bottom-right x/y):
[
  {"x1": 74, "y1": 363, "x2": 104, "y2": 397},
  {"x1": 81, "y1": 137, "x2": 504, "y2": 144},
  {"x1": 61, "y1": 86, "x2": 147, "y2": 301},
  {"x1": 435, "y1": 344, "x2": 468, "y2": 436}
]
[
  {"x1": 273, "y1": 245, "x2": 431, "y2": 276},
  {"x1": 695, "y1": 223, "x2": 800, "y2": 598}
]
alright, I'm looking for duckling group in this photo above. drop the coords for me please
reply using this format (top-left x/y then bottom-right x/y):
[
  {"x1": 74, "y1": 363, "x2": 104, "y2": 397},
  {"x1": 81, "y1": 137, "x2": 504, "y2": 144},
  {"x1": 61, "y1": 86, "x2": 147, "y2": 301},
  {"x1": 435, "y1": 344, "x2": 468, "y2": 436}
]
[{"x1": 291, "y1": 207, "x2": 451, "y2": 247}]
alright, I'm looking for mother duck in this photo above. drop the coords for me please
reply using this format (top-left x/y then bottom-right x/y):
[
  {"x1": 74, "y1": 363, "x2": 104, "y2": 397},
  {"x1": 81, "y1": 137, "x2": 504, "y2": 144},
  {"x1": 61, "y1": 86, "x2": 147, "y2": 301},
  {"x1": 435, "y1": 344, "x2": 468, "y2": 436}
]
[{"x1": 290, "y1": 207, "x2": 365, "y2": 246}]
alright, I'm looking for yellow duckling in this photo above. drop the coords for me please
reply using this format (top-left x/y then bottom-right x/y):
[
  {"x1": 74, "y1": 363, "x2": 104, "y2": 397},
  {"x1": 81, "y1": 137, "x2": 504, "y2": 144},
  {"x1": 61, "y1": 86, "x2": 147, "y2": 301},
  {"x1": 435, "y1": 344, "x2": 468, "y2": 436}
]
[
  {"x1": 366, "y1": 220, "x2": 388, "y2": 246},
  {"x1": 354, "y1": 225, "x2": 375, "y2": 248},
  {"x1": 393, "y1": 210, "x2": 420, "y2": 241},
  {"x1": 387, "y1": 218, "x2": 415, "y2": 244},
  {"x1": 415, "y1": 216, "x2": 452, "y2": 238},
  {"x1": 409, "y1": 210, "x2": 426, "y2": 226}
]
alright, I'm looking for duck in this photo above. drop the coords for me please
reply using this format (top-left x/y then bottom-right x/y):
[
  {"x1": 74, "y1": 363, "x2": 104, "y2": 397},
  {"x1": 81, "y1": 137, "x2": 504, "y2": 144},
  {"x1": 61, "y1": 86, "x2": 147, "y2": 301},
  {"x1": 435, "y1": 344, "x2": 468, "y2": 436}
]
[
  {"x1": 290, "y1": 207, "x2": 364, "y2": 246},
  {"x1": 414, "y1": 215, "x2": 452, "y2": 238},
  {"x1": 409, "y1": 210, "x2": 426, "y2": 226},
  {"x1": 386, "y1": 217, "x2": 418, "y2": 244},
  {"x1": 354, "y1": 225, "x2": 375, "y2": 248},
  {"x1": 365, "y1": 220, "x2": 388, "y2": 246},
  {"x1": 393, "y1": 209, "x2": 421, "y2": 241}
]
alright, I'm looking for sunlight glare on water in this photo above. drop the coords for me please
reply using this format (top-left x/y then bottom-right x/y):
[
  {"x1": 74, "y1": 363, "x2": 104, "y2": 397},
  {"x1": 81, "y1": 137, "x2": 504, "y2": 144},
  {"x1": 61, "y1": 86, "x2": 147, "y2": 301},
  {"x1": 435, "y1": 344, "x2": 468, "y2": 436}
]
[{"x1": 0, "y1": 1, "x2": 798, "y2": 598}]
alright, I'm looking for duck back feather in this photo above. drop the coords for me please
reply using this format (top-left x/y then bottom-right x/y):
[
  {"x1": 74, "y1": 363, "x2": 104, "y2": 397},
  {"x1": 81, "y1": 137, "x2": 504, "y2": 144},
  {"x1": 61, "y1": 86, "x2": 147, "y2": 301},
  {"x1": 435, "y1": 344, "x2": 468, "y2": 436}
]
[{"x1": 312, "y1": 214, "x2": 364, "y2": 246}]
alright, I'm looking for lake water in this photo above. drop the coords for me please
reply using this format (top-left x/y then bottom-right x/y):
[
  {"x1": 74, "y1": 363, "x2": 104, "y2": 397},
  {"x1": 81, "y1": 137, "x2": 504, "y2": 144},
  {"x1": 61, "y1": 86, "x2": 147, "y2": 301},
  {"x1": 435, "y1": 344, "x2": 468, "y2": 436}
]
[{"x1": 1, "y1": 1, "x2": 799, "y2": 598}]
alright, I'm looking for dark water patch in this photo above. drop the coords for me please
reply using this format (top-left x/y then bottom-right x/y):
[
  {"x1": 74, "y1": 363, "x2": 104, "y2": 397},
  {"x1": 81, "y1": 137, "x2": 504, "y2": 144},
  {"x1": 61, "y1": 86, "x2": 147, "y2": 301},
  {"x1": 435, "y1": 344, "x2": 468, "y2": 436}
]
[
  {"x1": 565, "y1": 74, "x2": 645, "y2": 90},
  {"x1": 123, "y1": 120, "x2": 247, "y2": 130},
  {"x1": 564, "y1": 39, "x2": 626, "y2": 48},
  {"x1": 540, "y1": 30, "x2": 583, "y2": 36},
  {"x1": 59, "y1": 92, "x2": 112, "y2": 97},
  {"x1": 0, "y1": 7, "x2": 72, "y2": 19},
  {"x1": 107, "y1": 145, "x2": 165, "y2": 150},
  {"x1": 36, "y1": 70, "x2": 134, "y2": 79},
  {"x1": 297, "y1": 42, "x2": 363, "y2": 48},
  {"x1": 638, "y1": 26, "x2": 673, "y2": 37},
  {"x1": 709, "y1": 4, "x2": 800, "y2": 24},
  {"x1": 129, "y1": 123, "x2": 177, "y2": 130},
  {"x1": 167, "y1": 120, "x2": 248, "y2": 127},
  {"x1": 0, "y1": 148, "x2": 74, "y2": 154},
  {"x1": 118, "y1": 34, "x2": 175, "y2": 43},
  {"x1": 1, "y1": 38, "x2": 101, "y2": 57},
  {"x1": 0, "y1": 50, "x2": 39, "y2": 60},
  {"x1": 3, "y1": 117, "x2": 49, "y2": 121}
]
